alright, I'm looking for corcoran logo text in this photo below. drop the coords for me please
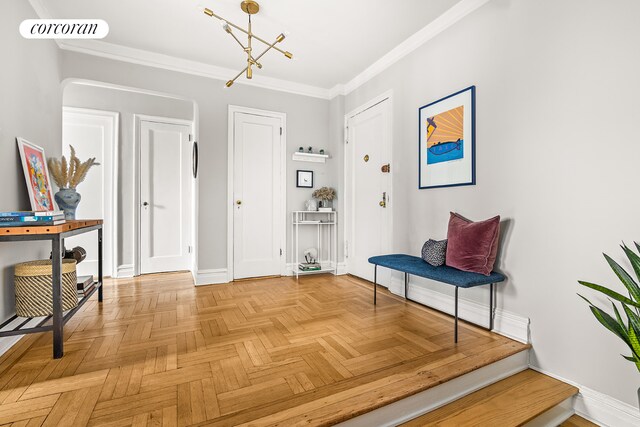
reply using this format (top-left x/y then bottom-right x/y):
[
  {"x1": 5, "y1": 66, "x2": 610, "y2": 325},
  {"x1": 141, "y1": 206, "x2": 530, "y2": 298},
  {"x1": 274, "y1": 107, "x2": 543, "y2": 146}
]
[{"x1": 20, "y1": 19, "x2": 109, "y2": 39}]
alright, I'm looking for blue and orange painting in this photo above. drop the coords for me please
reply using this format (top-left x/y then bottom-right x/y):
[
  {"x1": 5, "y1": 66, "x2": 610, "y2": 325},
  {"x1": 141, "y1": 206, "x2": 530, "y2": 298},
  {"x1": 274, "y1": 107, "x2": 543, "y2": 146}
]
[{"x1": 425, "y1": 105, "x2": 464, "y2": 165}]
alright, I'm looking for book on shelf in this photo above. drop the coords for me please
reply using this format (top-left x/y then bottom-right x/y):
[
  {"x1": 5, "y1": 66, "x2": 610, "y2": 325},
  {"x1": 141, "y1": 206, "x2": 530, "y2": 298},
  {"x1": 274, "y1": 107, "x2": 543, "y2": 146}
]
[
  {"x1": 299, "y1": 263, "x2": 322, "y2": 271},
  {"x1": 77, "y1": 284, "x2": 95, "y2": 298},
  {"x1": 77, "y1": 275, "x2": 94, "y2": 291},
  {"x1": 0, "y1": 211, "x2": 65, "y2": 227},
  {"x1": 0, "y1": 210, "x2": 63, "y2": 217},
  {"x1": 0, "y1": 219, "x2": 66, "y2": 227}
]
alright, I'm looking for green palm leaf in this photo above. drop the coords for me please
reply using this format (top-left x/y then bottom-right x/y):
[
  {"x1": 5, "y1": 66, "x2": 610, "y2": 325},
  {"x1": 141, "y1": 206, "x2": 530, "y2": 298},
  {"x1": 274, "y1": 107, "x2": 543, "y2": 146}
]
[
  {"x1": 578, "y1": 281, "x2": 640, "y2": 308},
  {"x1": 628, "y1": 326, "x2": 640, "y2": 370},
  {"x1": 611, "y1": 300, "x2": 624, "y2": 326},
  {"x1": 621, "y1": 243, "x2": 640, "y2": 284},
  {"x1": 604, "y1": 253, "x2": 640, "y2": 302},
  {"x1": 579, "y1": 294, "x2": 629, "y2": 344}
]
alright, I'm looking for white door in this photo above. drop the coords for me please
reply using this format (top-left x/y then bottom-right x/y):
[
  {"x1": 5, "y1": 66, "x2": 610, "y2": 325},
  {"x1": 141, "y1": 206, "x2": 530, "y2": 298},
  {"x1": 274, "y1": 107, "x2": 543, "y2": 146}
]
[
  {"x1": 232, "y1": 111, "x2": 283, "y2": 279},
  {"x1": 139, "y1": 119, "x2": 193, "y2": 274},
  {"x1": 62, "y1": 108, "x2": 117, "y2": 277},
  {"x1": 347, "y1": 98, "x2": 392, "y2": 284}
]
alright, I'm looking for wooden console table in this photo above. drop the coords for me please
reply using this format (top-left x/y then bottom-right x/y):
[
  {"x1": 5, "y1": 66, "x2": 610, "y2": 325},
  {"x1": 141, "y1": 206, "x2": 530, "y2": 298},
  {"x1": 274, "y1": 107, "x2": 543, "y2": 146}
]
[{"x1": 0, "y1": 220, "x2": 104, "y2": 358}]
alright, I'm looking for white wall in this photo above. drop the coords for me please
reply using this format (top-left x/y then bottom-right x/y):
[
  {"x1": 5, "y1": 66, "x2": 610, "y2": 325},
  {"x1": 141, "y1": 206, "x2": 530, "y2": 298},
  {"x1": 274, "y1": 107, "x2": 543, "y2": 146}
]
[
  {"x1": 343, "y1": 0, "x2": 640, "y2": 407},
  {"x1": 63, "y1": 83, "x2": 194, "y2": 270},
  {"x1": 59, "y1": 52, "x2": 338, "y2": 272},
  {"x1": 0, "y1": 1, "x2": 62, "y2": 326}
]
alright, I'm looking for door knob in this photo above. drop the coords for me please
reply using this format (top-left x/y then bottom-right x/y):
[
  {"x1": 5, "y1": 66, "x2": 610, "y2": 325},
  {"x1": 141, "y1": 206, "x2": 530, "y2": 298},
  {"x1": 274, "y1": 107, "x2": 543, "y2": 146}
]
[
  {"x1": 379, "y1": 192, "x2": 387, "y2": 208},
  {"x1": 379, "y1": 201, "x2": 386, "y2": 207},
  {"x1": 143, "y1": 202, "x2": 149, "y2": 207},
  {"x1": 236, "y1": 200, "x2": 242, "y2": 205}
]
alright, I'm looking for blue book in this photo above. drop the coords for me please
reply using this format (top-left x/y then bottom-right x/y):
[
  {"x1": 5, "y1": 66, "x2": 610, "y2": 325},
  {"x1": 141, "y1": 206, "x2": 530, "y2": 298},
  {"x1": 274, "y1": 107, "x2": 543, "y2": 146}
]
[
  {"x1": 0, "y1": 211, "x2": 63, "y2": 217},
  {"x1": 0, "y1": 219, "x2": 66, "y2": 227},
  {"x1": 0, "y1": 216, "x2": 58, "y2": 222}
]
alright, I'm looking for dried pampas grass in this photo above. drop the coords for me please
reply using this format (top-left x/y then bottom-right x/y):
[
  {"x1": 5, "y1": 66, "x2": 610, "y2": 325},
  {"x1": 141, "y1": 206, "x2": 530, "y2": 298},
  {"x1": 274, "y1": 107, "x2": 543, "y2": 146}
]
[{"x1": 48, "y1": 145, "x2": 100, "y2": 189}]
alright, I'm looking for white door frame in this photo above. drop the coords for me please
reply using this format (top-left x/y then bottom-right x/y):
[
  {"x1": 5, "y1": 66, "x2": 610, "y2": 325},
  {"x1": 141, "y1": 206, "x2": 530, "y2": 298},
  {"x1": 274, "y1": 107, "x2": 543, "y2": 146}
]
[
  {"x1": 227, "y1": 105, "x2": 287, "y2": 282},
  {"x1": 62, "y1": 106, "x2": 119, "y2": 278},
  {"x1": 344, "y1": 91, "x2": 394, "y2": 276},
  {"x1": 133, "y1": 114, "x2": 196, "y2": 277}
]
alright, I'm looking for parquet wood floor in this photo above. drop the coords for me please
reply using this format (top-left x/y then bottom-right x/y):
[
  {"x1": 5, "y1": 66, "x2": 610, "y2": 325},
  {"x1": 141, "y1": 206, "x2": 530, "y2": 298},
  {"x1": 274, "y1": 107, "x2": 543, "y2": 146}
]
[{"x1": 0, "y1": 272, "x2": 528, "y2": 426}]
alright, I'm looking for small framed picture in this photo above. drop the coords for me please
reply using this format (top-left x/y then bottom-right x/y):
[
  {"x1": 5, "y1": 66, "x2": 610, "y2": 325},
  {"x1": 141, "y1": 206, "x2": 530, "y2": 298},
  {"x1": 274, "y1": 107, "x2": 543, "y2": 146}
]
[
  {"x1": 16, "y1": 137, "x2": 56, "y2": 211},
  {"x1": 296, "y1": 170, "x2": 313, "y2": 188}
]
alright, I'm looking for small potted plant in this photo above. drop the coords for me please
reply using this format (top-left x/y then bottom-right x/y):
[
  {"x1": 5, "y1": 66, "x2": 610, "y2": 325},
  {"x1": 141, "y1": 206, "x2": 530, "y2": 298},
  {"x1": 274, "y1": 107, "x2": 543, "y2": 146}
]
[
  {"x1": 578, "y1": 242, "x2": 640, "y2": 406},
  {"x1": 312, "y1": 187, "x2": 336, "y2": 212},
  {"x1": 47, "y1": 145, "x2": 100, "y2": 220}
]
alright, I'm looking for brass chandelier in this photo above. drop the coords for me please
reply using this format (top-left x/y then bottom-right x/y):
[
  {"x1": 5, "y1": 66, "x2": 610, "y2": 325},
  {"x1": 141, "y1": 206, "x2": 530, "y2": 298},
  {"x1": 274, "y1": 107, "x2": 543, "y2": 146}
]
[{"x1": 200, "y1": 0, "x2": 293, "y2": 87}]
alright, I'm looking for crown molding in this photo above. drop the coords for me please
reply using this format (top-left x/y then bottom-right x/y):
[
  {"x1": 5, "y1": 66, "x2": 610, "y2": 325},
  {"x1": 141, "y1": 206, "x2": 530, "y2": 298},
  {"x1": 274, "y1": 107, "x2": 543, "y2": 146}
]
[
  {"x1": 336, "y1": 0, "x2": 492, "y2": 96},
  {"x1": 29, "y1": 0, "x2": 491, "y2": 100},
  {"x1": 57, "y1": 39, "x2": 333, "y2": 99}
]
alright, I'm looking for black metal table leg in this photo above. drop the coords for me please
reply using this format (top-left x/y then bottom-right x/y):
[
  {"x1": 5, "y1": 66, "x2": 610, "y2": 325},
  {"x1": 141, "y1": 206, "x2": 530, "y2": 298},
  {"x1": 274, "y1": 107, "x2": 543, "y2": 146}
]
[
  {"x1": 98, "y1": 227, "x2": 103, "y2": 302},
  {"x1": 52, "y1": 235, "x2": 63, "y2": 359},
  {"x1": 489, "y1": 283, "x2": 494, "y2": 330},
  {"x1": 454, "y1": 287, "x2": 459, "y2": 343},
  {"x1": 373, "y1": 264, "x2": 377, "y2": 305}
]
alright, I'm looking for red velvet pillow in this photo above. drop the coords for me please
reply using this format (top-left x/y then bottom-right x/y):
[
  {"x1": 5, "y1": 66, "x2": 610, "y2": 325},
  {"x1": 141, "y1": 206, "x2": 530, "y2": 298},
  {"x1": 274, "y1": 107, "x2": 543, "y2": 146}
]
[{"x1": 445, "y1": 212, "x2": 500, "y2": 276}]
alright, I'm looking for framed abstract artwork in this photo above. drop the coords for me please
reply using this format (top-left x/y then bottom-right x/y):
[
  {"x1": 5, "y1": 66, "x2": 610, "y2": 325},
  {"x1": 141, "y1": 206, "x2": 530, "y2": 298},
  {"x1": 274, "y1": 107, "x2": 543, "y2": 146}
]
[
  {"x1": 418, "y1": 86, "x2": 476, "y2": 189},
  {"x1": 16, "y1": 137, "x2": 56, "y2": 211}
]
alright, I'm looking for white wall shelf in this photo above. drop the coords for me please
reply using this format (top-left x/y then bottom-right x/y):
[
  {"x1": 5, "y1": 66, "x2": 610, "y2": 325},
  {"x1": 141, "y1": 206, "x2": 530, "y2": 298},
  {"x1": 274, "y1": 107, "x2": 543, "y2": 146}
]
[
  {"x1": 292, "y1": 211, "x2": 337, "y2": 278},
  {"x1": 292, "y1": 152, "x2": 329, "y2": 163}
]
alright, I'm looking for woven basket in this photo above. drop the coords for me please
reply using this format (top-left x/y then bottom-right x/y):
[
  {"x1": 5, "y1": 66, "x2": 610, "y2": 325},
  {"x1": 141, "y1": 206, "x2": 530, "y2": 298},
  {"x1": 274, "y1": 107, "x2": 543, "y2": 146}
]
[{"x1": 14, "y1": 259, "x2": 78, "y2": 317}]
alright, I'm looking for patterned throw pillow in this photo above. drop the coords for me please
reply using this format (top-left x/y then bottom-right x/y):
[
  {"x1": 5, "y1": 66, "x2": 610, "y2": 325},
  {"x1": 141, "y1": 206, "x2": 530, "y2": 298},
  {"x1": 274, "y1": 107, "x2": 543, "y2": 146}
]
[{"x1": 421, "y1": 239, "x2": 447, "y2": 266}]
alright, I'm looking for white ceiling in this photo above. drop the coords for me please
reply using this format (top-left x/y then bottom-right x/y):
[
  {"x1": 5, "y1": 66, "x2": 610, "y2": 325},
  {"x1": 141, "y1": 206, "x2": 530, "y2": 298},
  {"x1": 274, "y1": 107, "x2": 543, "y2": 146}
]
[{"x1": 37, "y1": 0, "x2": 461, "y2": 90}]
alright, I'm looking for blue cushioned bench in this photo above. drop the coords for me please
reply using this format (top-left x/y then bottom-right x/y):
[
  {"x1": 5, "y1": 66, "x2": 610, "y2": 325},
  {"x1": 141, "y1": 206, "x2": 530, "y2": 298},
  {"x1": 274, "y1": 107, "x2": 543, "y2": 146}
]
[{"x1": 368, "y1": 254, "x2": 506, "y2": 342}]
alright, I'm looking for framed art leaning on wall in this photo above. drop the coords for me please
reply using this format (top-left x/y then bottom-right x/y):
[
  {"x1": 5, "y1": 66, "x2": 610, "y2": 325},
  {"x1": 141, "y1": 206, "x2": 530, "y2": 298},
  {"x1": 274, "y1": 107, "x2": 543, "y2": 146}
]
[
  {"x1": 16, "y1": 137, "x2": 56, "y2": 211},
  {"x1": 418, "y1": 86, "x2": 475, "y2": 189}
]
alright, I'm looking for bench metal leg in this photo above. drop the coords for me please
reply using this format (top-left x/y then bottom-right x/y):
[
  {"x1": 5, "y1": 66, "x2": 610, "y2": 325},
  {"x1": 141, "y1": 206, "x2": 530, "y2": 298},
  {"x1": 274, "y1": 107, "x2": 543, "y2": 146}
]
[
  {"x1": 489, "y1": 283, "x2": 494, "y2": 331},
  {"x1": 454, "y1": 287, "x2": 459, "y2": 343},
  {"x1": 404, "y1": 272, "x2": 408, "y2": 298},
  {"x1": 373, "y1": 264, "x2": 377, "y2": 305}
]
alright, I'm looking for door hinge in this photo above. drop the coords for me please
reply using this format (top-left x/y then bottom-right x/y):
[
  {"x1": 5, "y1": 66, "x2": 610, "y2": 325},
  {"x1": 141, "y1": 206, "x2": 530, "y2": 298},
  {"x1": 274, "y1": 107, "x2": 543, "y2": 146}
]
[
  {"x1": 345, "y1": 241, "x2": 349, "y2": 258},
  {"x1": 280, "y1": 248, "x2": 283, "y2": 256},
  {"x1": 189, "y1": 134, "x2": 193, "y2": 142},
  {"x1": 188, "y1": 245, "x2": 193, "y2": 254},
  {"x1": 280, "y1": 127, "x2": 283, "y2": 135}
]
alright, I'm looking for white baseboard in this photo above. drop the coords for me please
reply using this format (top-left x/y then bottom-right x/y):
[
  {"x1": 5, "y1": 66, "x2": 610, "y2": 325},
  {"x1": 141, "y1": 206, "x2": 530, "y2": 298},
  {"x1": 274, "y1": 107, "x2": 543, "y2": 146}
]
[
  {"x1": 0, "y1": 336, "x2": 21, "y2": 358},
  {"x1": 389, "y1": 277, "x2": 530, "y2": 344},
  {"x1": 195, "y1": 269, "x2": 229, "y2": 286},
  {"x1": 336, "y1": 262, "x2": 348, "y2": 275},
  {"x1": 339, "y1": 350, "x2": 529, "y2": 426},
  {"x1": 522, "y1": 397, "x2": 575, "y2": 427},
  {"x1": 116, "y1": 264, "x2": 134, "y2": 278},
  {"x1": 530, "y1": 366, "x2": 640, "y2": 427}
]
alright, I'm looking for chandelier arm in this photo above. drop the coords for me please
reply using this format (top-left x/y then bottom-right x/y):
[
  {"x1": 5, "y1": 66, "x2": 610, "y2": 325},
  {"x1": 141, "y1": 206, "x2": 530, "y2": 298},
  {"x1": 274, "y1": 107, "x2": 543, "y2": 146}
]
[
  {"x1": 203, "y1": 8, "x2": 282, "y2": 59},
  {"x1": 228, "y1": 66, "x2": 249, "y2": 87},
  {"x1": 253, "y1": 38, "x2": 282, "y2": 63},
  {"x1": 227, "y1": 30, "x2": 248, "y2": 50},
  {"x1": 203, "y1": 8, "x2": 290, "y2": 56}
]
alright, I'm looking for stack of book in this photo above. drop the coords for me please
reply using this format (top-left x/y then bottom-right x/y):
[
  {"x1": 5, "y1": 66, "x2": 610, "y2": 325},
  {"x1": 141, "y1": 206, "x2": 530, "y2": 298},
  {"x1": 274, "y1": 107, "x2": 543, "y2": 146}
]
[
  {"x1": 299, "y1": 263, "x2": 322, "y2": 272},
  {"x1": 0, "y1": 211, "x2": 65, "y2": 227},
  {"x1": 77, "y1": 275, "x2": 95, "y2": 298}
]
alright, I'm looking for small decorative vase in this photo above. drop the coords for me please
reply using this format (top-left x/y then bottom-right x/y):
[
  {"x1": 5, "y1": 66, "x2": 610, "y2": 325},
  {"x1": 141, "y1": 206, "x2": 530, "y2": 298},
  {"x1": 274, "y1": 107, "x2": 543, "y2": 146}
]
[
  {"x1": 55, "y1": 188, "x2": 81, "y2": 220},
  {"x1": 318, "y1": 200, "x2": 333, "y2": 211}
]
